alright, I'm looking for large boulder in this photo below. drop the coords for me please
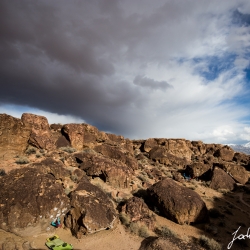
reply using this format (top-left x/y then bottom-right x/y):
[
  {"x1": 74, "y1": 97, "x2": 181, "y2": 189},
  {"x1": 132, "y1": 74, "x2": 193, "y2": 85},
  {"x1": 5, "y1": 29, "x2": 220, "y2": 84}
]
[
  {"x1": 213, "y1": 145, "x2": 235, "y2": 162},
  {"x1": 94, "y1": 144, "x2": 138, "y2": 170},
  {"x1": 121, "y1": 197, "x2": 155, "y2": 229},
  {"x1": 209, "y1": 167, "x2": 236, "y2": 191},
  {"x1": 62, "y1": 124, "x2": 85, "y2": 150},
  {"x1": 165, "y1": 139, "x2": 193, "y2": 161},
  {"x1": 222, "y1": 163, "x2": 249, "y2": 184},
  {"x1": 0, "y1": 167, "x2": 70, "y2": 236},
  {"x1": 149, "y1": 147, "x2": 187, "y2": 167},
  {"x1": 147, "y1": 178, "x2": 208, "y2": 225},
  {"x1": 32, "y1": 157, "x2": 71, "y2": 180},
  {"x1": 143, "y1": 138, "x2": 158, "y2": 152},
  {"x1": 186, "y1": 162, "x2": 211, "y2": 178},
  {"x1": 22, "y1": 113, "x2": 56, "y2": 150},
  {"x1": 64, "y1": 179, "x2": 116, "y2": 238},
  {"x1": 75, "y1": 152, "x2": 133, "y2": 188},
  {"x1": 0, "y1": 114, "x2": 30, "y2": 160}
]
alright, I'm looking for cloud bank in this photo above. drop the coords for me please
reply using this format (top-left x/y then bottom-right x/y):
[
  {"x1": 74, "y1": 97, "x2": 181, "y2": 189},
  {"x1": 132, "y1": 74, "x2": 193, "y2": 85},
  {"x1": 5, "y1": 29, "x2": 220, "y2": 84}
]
[{"x1": 1, "y1": 0, "x2": 250, "y2": 144}]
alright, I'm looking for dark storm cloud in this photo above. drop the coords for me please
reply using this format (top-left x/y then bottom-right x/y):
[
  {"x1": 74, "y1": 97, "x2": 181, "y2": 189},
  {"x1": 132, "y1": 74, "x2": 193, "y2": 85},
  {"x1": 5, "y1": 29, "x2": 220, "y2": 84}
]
[
  {"x1": 1, "y1": 0, "x2": 250, "y2": 142},
  {"x1": 133, "y1": 75, "x2": 172, "y2": 90}
]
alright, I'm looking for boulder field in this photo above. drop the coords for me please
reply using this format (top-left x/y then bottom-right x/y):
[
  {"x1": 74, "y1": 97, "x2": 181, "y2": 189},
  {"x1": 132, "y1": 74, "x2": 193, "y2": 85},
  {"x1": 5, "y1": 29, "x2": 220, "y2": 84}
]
[{"x1": 0, "y1": 113, "x2": 250, "y2": 249}]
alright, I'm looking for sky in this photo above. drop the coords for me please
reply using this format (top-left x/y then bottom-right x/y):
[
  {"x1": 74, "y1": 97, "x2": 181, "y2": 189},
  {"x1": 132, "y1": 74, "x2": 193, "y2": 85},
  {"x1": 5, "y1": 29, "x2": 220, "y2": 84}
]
[{"x1": 1, "y1": 0, "x2": 250, "y2": 144}]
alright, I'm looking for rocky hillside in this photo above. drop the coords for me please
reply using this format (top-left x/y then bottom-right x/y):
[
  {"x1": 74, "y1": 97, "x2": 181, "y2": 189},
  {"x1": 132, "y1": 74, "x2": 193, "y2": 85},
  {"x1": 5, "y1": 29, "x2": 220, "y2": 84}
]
[{"x1": 0, "y1": 113, "x2": 250, "y2": 250}]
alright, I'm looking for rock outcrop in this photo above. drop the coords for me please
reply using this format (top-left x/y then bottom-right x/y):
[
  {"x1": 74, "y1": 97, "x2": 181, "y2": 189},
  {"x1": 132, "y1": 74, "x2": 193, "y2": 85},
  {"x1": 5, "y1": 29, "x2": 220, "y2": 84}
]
[
  {"x1": 22, "y1": 113, "x2": 56, "y2": 151},
  {"x1": 209, "y1": 167, "x2": 236, "y2": 191},
  {"x1": 64, "y1": 179, "x2": 116, "y2": 238},
  {"x1": 222, "y1": 163, "x2": 249, "y2": 184},
  {"x1": 75, "y1": 151, "x2": 133, "y2": 188},
  {"x1": 147, "y1": 178, "x2": 208, "y2": 224},
  {"x1": 0, "y1": 167, "x2": 70, "y2": 236},
  {"x1": 0, "y1": 114, "x2": 30, "y2": 160}
]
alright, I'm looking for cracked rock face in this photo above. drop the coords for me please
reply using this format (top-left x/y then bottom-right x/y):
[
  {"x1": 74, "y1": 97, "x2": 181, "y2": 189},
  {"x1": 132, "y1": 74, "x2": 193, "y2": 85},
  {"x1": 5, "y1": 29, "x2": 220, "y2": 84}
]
[
  {"x1": 65, "y1": 179, "x2": 116, "y2": 238},
  {"x1": 147, "y1": 178, "x2": 208, "y2": 225},
  {"x1": 0, "y1": 167, "x2": 70, "y2": 236}
]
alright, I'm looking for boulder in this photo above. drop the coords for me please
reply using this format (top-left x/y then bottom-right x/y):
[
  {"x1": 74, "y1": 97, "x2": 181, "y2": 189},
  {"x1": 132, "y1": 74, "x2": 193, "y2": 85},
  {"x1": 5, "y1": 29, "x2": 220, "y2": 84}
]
[
  {"x1": 0, "y1": 167, "x2": 70, "y2": 236},
  {"x1": 75, "y1": 152, "x2": 133, "y2": 188},
  {"x1": 191, "y1": 141, "x2": 206, "y2": 155},
  {"x1": 147, "y1": 178, "x2": 208, "y2": 225},
  {"x1": 214, "y1": 145, "x2": 235, "y2": 162},
  {"x1": 186, "y1": 162, "x2": 211, "y2": 178},
  {"x1": 56, "y1": 135, "x2": 71, "y2": 148},
  {"x1": 31, "y1": 157, "x2": 71, "y2": 180},
  {"x1": 22, "y1": 113, "x2": 56, "y2": 151},
  {"x1": 62, "y1": 124, "x2": 85, "y2": 150},
  {"x1": 149, "y1": 147, "x2": 187, "y2": 167},
  {"x1": 64, "y1": 179, "x2": 116, "y2": 238},
  {"x1": 143, "y1": 138, "x2": 158, "y2": 152},
  {"x1": 0, "y1": 114, "x2": 30, "y2": 160},
  {"x1": 233, "y1": 152, "x2": 250, "y2": 165},
  {"x1": 165, "y1": 139, "x2": 193, "y2": 161},
  {"x1": 222, "y1": 163, "x2": 249, "y2": 184},
  {"x1": 209, "y1": 167, "x2": 236, "y2": 191},
  {"x1": 122, "y1": 197, "x2": 150, "y2": 222}
]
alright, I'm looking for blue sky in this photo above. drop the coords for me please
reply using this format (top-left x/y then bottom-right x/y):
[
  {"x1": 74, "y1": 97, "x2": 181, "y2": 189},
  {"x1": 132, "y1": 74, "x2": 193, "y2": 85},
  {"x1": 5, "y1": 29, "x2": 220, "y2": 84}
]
[{"x1": 1, "y1": 0, "x2": 250, "y2": 144}]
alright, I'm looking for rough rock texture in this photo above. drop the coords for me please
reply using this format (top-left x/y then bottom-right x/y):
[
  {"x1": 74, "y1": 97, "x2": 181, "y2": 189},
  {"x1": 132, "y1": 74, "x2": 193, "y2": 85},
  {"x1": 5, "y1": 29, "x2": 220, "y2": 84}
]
[
  {"x1": 143, "y1": 138, "x2": 158, "y2": 152},
  {"x1": 0, "y1": 167, "x2": 70, "y2": 236},
  {"x1": 32, "y1": 157, "x2": 71, "y2": 180},
  {"x1": 222, "y1": 163, "x2": 249, "y2": 184},
  {"x1": 65, "y1": 179, "x2": 116, "y2": 238},
  {"x1": 186, "y1": 162, "x2": 211, "y2": 178},
  {"x1": 233, "y1": 152, "x2": 250, "y2": 165},
  {"x1": 149, "y1": 147, "x2": 187, "y2": 167},
  {"x1": 165, "y1": 139, "x2": 193, "y2": 161},
  {"x1": 147, "y1": 178, "x2": 208, "y2": 225},
  {"x1": 0, "y1": 114, "x2": 30, "y2": 160},
  {"x1": 75, "y1": 152, "x2": 133, "y2": 188},
  {"x1": 191, "y1": 141, "x2": 206, "y2": 155},
  {"x1": 22, "y1": 113, "x2": 56, "y2": 150},
  {"x1": 122, "y1": 197, "x2": 155, "y2": 229},
  {"x1": 214, "y1": 145, "x2": 235, "y2": 161},
  {"x1": 209, "y1": 167, "x2": 236, "y2": 191},
  {"x1": 94, "y1": 144, "x2": 138, "y2": 170},
  {"x1": 62, "y1": 124, "x2": 85, "y2": 150}
]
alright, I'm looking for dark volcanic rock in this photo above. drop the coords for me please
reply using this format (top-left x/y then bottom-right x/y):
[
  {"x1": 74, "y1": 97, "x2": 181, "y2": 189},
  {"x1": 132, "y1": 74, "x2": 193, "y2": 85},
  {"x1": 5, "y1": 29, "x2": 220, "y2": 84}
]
[
  {"x1": 0, "y1": 114, "x2": 30, "y2": 160},
  {"x1": 64, "y1": 179, "x2": 116, "y2": 238},
  {"x1": 122, "y1": 197, "x2": 155, "y2": 229},
  {"x1": 209, "y1": 167, "x2": 236, "y2": 191},
  {"x1": 147, "y1": 178, "x2": 208, "y2": 225},
  {"x1": 222, "y1": 163, "x2": 249, "y2": 184},
  {"x1": 62, "y1": 124, "x2": 85, "y2": 150},
  {"x1": 0, "y1": 167, "x2": 70, "y2": 236},
  {"x1": 32, "y1": 157, "x2": 71, "y2": 180},
  {"x1": 186, "y1": 162, "x2": 211, "y2": 178},
  {"x1": 213, "y1": 145, "x2": 235, "y2": 161},
  {"x1": 22, "y1": 113, "x2": 56, "y2": 150},
  {"x1": 94, "y1": 144, "x2": 138, "y2": 170},
  {"x1": 75, "y1": 152, "x2": 133, "y2": 188}
]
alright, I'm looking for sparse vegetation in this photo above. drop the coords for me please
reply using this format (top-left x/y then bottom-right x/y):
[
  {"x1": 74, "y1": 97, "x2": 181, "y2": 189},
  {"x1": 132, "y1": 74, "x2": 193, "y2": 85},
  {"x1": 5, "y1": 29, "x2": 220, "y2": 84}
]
[
  {"x1": 138, "y1": 225, "x2": 150, "y2": 238},
  {"x1": 15, "y1": 156, "x2": 29, "y2": 164},
  {"x1": 0, "y1": 169, "x2": 6, "y2": 176},
  {"x1": 36, "y1": 153, "x2": 42, "y2": 158},
  {"x1": 199, "y1": 235, "x2": 222, "y2": 250},
  {"x1": 59, "y1": 146, "x2": 76, "y2": 153},
  {"x1": 154, "y1": 225, "x2": 176, "y2": 238},
  {"x1": 119, "y1": 213, "x2": 131, "y2": 226},
  {"x1": 25, "y1": 146, "x2": 36, "y2": 155}
]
